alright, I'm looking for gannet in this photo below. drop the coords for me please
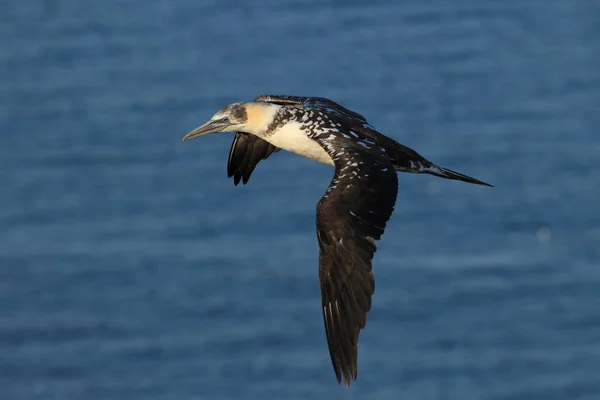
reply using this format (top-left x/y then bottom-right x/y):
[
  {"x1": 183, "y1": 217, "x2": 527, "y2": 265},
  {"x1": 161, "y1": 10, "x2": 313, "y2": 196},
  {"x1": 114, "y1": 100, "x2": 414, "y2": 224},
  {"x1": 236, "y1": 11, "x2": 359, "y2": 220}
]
[{"x1": 183, "y1": 95, "x2": 492, "y2": 387}]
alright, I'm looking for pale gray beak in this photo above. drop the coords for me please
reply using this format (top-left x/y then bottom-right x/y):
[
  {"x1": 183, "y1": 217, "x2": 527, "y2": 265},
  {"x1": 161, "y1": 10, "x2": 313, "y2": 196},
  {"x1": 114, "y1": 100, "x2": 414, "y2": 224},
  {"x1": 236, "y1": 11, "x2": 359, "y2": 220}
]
[{"x1": 182, "y1": 119, "x2": 231, "y2": 141}]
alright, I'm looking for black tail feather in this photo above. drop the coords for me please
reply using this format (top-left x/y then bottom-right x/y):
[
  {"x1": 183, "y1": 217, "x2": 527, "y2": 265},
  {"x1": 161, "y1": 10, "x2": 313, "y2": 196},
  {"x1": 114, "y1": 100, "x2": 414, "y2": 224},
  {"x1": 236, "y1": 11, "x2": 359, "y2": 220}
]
[{"x1": 427, "y1": 166, "x2": 493, "y2": 187}]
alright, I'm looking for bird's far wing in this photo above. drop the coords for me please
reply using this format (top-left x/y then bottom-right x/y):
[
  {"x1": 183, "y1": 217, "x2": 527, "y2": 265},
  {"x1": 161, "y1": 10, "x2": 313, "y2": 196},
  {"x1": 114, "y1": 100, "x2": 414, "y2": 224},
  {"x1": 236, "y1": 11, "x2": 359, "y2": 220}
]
[
  {"x1": 302, "y1": 97, "x2": 371, "y2": 126},
  {"x1": 253, "y1": 94, "x2": 308, "y2": 107},
  {"x1": 255, "y1": 95, "x2": 372, "y2": 126},
  {"x1": 227, "y1": 132, "x2": 280, "y2": 185},
  {"x1": 312, "y1": 133, "x2": 399, "y2": 387}
]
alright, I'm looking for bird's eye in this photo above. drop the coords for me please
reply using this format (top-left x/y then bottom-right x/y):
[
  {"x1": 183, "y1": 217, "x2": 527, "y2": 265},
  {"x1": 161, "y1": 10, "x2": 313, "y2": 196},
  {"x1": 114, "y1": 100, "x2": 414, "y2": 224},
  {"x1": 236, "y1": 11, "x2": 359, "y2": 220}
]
[{"x1": 220, "y1": 116, "x2": 230, "y2": 123}]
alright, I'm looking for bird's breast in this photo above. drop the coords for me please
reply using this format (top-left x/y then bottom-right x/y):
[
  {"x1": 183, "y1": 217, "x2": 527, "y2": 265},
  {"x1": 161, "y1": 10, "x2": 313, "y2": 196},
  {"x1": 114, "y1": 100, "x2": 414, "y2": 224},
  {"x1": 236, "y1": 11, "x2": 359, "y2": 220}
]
[{"x1": 264, "y1": 121, "x2": 334, "y2": 166}]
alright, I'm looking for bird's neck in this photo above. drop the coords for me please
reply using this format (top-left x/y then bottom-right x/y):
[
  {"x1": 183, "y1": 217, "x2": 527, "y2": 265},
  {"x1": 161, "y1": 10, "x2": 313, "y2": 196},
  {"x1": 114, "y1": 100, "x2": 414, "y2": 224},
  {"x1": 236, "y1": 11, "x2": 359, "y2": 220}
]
[{"x1": 242, "y1": 102, "x2": 282, "y2": 137}]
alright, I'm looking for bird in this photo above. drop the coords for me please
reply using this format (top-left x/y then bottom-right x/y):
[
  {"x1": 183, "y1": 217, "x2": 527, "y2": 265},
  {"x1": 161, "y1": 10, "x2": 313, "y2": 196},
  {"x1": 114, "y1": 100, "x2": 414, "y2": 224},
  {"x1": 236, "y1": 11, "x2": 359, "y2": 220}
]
[{"x1": 183, "y1": 95, "x2": 492, "y2": 387}]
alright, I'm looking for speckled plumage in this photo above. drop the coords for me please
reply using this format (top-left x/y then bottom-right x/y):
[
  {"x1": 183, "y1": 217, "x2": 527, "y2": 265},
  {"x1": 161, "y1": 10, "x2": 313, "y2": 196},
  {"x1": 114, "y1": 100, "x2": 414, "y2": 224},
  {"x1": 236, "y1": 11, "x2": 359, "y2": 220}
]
[{"x1": 185, "y1": 95, "x2": 492, "y2": 388}]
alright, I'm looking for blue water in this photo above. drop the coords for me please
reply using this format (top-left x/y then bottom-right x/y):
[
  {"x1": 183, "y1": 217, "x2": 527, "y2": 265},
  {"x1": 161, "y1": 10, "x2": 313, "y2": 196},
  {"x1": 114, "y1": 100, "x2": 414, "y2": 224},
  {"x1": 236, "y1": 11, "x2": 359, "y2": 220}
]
[{"x1": 2, "y1": 1, "x2": 600, "y2": 399}]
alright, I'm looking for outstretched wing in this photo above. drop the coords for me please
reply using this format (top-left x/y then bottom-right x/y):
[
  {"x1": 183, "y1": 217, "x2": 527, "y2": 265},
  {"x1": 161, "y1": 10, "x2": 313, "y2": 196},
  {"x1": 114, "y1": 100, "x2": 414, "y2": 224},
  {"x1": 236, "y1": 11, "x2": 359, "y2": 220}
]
[
  {"x1": 312, "y1": 133, "x2": 399, "y2": 387},
  {"x1": 255, "y1": 94, "x2": 371, "y2": 126}
]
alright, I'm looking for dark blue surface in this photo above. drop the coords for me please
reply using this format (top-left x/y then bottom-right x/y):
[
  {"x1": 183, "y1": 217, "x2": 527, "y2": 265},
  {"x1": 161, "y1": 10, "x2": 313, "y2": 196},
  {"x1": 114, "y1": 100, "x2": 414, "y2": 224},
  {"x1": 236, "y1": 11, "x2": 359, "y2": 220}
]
[{"x1": 2, "y1": 1, "x2": 600, "y2": 399}]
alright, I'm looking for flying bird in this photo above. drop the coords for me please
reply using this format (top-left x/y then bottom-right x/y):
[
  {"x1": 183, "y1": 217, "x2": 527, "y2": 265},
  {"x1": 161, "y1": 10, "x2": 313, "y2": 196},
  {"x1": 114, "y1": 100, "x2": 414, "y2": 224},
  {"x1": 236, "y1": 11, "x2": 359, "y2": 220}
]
[{"x1": 183, "y1": 95, "x2": 492, "y2": 387}]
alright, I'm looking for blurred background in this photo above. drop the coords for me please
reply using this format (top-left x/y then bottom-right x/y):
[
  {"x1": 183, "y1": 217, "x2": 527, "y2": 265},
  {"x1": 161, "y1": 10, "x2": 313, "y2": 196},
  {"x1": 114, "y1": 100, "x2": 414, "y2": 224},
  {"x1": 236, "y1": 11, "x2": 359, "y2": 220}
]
[{"x1": 1, "y1": 1, "x2": 599, "y2": 399}]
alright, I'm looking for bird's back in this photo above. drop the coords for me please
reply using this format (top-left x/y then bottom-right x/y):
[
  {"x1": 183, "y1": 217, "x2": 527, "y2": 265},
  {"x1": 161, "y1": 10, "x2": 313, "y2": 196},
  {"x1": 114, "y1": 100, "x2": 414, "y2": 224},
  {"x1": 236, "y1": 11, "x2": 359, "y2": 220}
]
[{"x1": 260, "y1": 95, "x2": 429, "y2": 171}]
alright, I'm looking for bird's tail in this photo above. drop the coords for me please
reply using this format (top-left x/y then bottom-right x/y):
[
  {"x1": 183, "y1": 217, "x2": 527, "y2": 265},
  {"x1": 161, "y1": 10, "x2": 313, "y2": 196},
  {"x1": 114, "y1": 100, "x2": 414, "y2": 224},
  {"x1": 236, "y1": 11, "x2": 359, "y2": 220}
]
[
  {"x1": 386, "y1": 141, "x2": 492, "y2": 186},
  {"x1": 425, "y1": 165, "x2": 493, "y2": 187},
  {"x1": 395, "y1": 160, "x2": 493, "y2": 187}
]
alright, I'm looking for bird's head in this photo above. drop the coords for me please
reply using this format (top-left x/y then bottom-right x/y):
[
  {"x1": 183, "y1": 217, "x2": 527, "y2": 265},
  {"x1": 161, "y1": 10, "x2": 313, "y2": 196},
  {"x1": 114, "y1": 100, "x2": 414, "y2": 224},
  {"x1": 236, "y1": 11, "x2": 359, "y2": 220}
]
[{"x1": 183, "y1": 101, "x2": 278, "y2": 141}]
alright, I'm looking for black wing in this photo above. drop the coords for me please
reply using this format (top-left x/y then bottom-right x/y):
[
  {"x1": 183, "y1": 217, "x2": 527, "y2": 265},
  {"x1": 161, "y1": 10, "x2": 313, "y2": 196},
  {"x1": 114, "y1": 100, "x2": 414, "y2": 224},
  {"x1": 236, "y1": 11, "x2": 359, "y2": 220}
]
[
  {"x1": 312, "y1": 133, "x2": 399, "y2": 387},
  {"x1": 227, "y1": 132, "x2": 280, "y2": 185},
  {"x1": 256, "y1": 94, "x2": 371, "y2": 125}
]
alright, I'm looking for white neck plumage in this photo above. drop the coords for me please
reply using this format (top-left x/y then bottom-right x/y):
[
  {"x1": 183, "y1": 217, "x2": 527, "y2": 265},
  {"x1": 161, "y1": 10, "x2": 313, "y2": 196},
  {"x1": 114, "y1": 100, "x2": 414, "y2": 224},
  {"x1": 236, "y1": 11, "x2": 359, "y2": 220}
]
[{"x1": 241, "y1": 103, "x2": 334, "y2": 166}]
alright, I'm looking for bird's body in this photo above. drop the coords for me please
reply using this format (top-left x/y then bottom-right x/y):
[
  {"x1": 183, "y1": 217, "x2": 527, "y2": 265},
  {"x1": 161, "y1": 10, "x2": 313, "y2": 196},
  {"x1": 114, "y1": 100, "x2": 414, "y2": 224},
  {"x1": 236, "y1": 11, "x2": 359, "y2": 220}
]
[
  {"x1": 263, "y1": 117, "x2": 334, "y2": 165},
  {"x1": 183, "y1": 95, "x2": 492, "y2": 388}
]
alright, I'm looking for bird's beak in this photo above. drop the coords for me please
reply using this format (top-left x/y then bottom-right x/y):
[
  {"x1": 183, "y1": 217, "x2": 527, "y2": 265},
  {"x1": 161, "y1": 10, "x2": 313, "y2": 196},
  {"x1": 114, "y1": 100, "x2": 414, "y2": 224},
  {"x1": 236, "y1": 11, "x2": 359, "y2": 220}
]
[{"x1": 182, "y1": 119, "x2": 230, "y2": 141}]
